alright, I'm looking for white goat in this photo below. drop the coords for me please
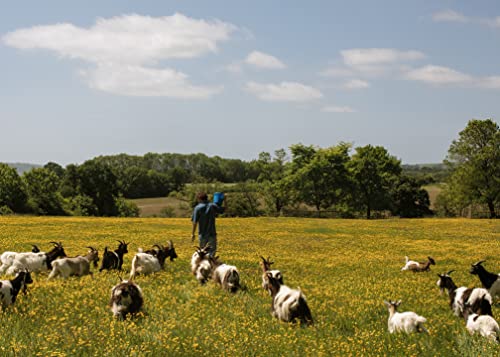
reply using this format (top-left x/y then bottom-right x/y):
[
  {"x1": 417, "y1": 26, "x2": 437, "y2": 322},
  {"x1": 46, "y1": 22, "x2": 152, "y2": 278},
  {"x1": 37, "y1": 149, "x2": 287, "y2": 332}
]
[
  {"x1": 129, "y1": 244, "x2": 172, "y2": 279},
  {"x1": 266, "y1": 272, "x2": 313, "y2": 326},
  {"x1": 0, "y1": 244, "x2": 46, "y2": 274},
  {"x1": 0, "y1": 271, "x2": 33, "y2": 308},
  {"x1": 5, "y1": 242, "x2": 67, "y2": 275},
  {"x1": 260, "y1": 256, "x2": 283, "y2": 294},
  {"x1": 110, "y1": 280, "x2": 144, "y2": 319},
  {"x1": 191, "y1": 245, "x2": 212, "y2": 285},
  {"x1": 464, "y1": 304, "x2": 500, "y2": 342},
  {"x1": 47, "y1": 247, "x2": 99, "y2": 279},
  {"x1": 209, "y1": 256, "x2": 240, "y2": 293},
  {"x1": 384, "y1": 300, "x2": 428, "y2": 334}
]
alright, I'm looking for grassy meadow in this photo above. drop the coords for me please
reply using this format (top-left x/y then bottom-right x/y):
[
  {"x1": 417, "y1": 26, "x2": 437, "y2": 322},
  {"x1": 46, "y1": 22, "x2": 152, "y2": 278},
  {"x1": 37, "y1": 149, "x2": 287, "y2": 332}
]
[{"x1": 0, "y1": 217, "x2": 499, "y2": 356}]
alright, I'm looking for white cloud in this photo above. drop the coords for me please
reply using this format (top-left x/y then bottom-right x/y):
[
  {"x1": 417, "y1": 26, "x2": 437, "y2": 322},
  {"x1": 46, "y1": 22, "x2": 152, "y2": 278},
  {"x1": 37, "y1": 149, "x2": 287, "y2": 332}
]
[
  {"x1": 245, "y1": 51, "x2": 286, "y2": 69},
  {"x1": 225, "y1": 62, "x2": 243, "y2": 74},
  {"x1": 245, "y1": 81, "x2": 323, "y2": 102},
  {"x1": 343, "y1": 79, "x2": 370, "y2": 90},
  {"x1": 322, "y1": 105, "x2": 356, "y2": 113},
  {"x1": 80, "y1": 64, "x2": 222, "y2": 98},
  {"x1": 341, "y1": 48, "x2": 425, "y2": 67},
  {"x1": 405, "y1": 65, "x2": 473, "y2": 85},
  {"x1": 432, "y1": 10, "x2": 469, "y2": 23},
  {"x1": 319, "y1": 66, "x2": 354, "y2": 78},
  {"x1": 3, "y1": 13, "x2": 235, "y2": 64},
  {"x1": 478, "y1": 76, "x2": 500, "y2": 89},
  {"x1": 3, "y1": 13, "x2": 235, "y2": 98}
]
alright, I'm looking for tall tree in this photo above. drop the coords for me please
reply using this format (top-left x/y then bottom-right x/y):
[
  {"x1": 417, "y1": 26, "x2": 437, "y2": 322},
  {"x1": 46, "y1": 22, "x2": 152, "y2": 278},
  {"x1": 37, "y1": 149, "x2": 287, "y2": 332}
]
[
  {"x1": 349, "y1": 145, "x2": 401, "y2": 219},
  {"x1": 257, "y1": 149, "x2": 290, "y2": 215},
  {"x1": 0, "y1": 163, "x2": 27, "y2": 212},
  {"x1": 445, "y1": 119, "x2": 499, "y2": 218},
  {"x1": 23, "y1": 168, "x2": 65, "y2": 215}
]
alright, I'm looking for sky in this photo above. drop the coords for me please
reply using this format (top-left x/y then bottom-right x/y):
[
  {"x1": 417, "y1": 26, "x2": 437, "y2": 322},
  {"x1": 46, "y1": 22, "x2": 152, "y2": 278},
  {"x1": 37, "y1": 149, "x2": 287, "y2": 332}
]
[{"x1": 1, "y1": 0, "x2": 499, "y2": 166}]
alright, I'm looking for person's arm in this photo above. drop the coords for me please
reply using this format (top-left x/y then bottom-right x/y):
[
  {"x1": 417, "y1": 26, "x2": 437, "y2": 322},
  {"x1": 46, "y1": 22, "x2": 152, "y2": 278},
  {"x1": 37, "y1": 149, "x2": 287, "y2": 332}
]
[
  {"x1": 191, "y1": 206, "x2": 199, "y2": 242},
  {"x1": 191, "y1": 221, "x2": 197, "y2": 242}
]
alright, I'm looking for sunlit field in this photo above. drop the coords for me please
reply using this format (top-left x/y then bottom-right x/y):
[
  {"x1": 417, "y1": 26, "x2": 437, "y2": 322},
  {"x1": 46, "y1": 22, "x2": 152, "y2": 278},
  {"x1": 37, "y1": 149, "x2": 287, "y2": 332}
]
[{"x1": 0, "y1": 217, "x2": 498, "y2": 356}]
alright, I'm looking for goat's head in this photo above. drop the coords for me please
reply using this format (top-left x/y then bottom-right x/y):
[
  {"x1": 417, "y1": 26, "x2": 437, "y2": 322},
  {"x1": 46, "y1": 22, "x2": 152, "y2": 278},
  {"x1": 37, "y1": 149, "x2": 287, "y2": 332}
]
[
  {"x1": 31, "y1": 245, "x2": 41, "y2": 253},
  {"x1": 427, "y1": 256, "x2": 436, "y2": 265},
  {"x1": 436, "y1": 270, "x2": 455, "y2": 294},
  {"x1": 116, "y1": 240, "x2": 129, "y2": 254},
  {"x1": 86, "y1": 246, "x2": 100, "y2": 267},
  {"x1": 260, "y1": 256, "x2": 274, "y2": 272},
  {"x1": 167, "y1": 240, "x2": 178, "y2": 261},
  {"x1": 153, "y1": 244, "x2": 168, "y2": 267},
  {"x1": 470, "y1": 260, "x2": 486, "y2": 275},
  {"x1": 383, "y1": 300, "x2": 402, "y2": 313},
  {"x1": 209, "y1": 255, "x2": 222, "y2": 269},
  {"x1": 266, "y1": 271, "x2": 283, "y2": 295},
  {"x1": 48, "y1": 241, "x2": 67, "y2": 258}
]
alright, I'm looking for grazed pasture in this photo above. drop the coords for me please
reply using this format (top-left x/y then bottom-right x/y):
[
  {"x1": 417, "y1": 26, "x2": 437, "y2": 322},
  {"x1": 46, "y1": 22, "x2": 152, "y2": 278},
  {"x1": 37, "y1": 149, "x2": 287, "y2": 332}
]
[{"x1": 0, "y1": 217, "x2": 498, "y2": 356}]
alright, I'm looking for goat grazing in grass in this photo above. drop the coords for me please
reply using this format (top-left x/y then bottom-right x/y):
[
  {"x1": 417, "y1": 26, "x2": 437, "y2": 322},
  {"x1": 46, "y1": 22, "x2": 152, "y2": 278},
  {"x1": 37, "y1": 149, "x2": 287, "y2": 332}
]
[
  {"x1": 384, "y1": 300, "x2": 428, "y2": 334},
  {"x1": 110, "y1": 279, "x2": 143, "y2": 319},
  {"x1": 463, "y1": 303, "x2": 500, "y2": 343},
  {"x1": 266, "y1": 272, "x2": 313, "y2": 326},
  {"x1": 48, "y1": 247, "x2": 99, "y2": 279},
  {"x1": 129, "y1": 242, "x2": 176, "y2": 280},
  {"x1": 191, "y1": 245, "x2": 212, "y2": 285},
  {"x1": 260, "y1": 256, "x2": 283, "y2": 294},
  {"x1": 0, "y1": 244, "x2": 55, "y2": 274},
  {"x1": 209, "y1": 256, "x2": 240, "y2": 293},
  {"x1": 100, "y1": 240, "x2": 129, "y2": 272},
  {"x1": 470, "y1": 260, "x2": 500, "y2": 300},
  {"x1": 0, "y1": 270, "x2": 33, "y2": 308},
  {"x1": 5, "y1": 242, "x2": 67, "y2": 275},
  {"x1": 437, "y1": 270, "x2": 493, "y2": 317},
  {"x1": 401, "y1": 256, "x2": 436, "y2": 272}
]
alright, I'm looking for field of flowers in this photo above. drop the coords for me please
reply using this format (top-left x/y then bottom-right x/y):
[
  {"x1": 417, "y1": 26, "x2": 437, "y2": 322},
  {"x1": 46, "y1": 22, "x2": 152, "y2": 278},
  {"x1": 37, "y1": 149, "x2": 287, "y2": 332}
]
[{"x1": 0, "y1": 216, "x2": 498, "y2": 356}]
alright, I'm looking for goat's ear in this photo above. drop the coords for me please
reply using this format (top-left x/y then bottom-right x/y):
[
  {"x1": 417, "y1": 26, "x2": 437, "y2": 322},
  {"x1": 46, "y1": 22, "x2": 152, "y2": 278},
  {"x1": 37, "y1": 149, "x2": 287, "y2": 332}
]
[
  {"x1": 383, "y1": 300, "x2": 390, "y2": 307},
  {"x1": 266, "y1": 272, "x2": 273, "y2": 279},
  {"x1": 395, "y1": 300, "x2": 402, "y2": 306}
]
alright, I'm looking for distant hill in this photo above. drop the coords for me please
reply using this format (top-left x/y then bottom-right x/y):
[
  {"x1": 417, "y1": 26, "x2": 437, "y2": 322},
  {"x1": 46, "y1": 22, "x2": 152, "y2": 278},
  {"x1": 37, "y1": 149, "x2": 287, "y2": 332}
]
[
  {"x1": 402, "y1": 163, "x2": 449, "y2": 182},
  {"x1": 5, "y1": 162, "x2": 42, "y2": 174}
]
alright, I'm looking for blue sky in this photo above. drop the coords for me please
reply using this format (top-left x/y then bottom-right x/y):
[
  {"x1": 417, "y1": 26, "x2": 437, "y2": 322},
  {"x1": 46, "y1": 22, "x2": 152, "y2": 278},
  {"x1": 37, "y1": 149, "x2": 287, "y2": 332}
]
[{"x1": 1, "y1": 1, "x2": 499, "y2": 166}]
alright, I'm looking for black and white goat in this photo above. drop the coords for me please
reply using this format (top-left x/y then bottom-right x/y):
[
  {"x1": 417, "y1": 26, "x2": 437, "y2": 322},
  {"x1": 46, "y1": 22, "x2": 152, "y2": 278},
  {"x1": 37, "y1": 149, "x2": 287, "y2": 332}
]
[
  {"x1": 48, "y1": 247, "x2": 99, "y2": 279},
  {"x1": 209, "y1": 256, "x2": 240, "y2": 293},
  {"x1": 129, "y1": 242, "x2": 177, "y2": 279},
  {"x1": 470, "y1": 260, "x2": 500, "y2": 300},
  {"x1": 260, "y1": 256, "x2": 283, "y2": 294},
  {"x1": 463, "y1": 303, "x2": 500, "y2": 343},
  {"x1": 437, "y1": 270, "x2": 493, "y2": 317},
  {"x1": 266, "y1": 272, "x2": 313, "y2": 326},
  {"x1": 5, "y1": 242, "x2": 67, "y2": 275},
  {"x1": 110, "y1": 279, "x2": 143, "y2": 319},
  {"x1": 0, "y1": 271, "x2": 33, "y2": 308},
  {"x1": 99, "y1": 240, "x2": 129, "y2": 272},
  {"x1": 401, "y1": 256, "x2": 436, "y2": 272},
  {"x1": 383, "y1": 300, "x2": 428, "y2": 334},
  {"x1": 191, "y1": 245, "x2": 212, "y2": 285},
  {"x1": 0, "y1": 244, "x2": 45, "y2": 274}
]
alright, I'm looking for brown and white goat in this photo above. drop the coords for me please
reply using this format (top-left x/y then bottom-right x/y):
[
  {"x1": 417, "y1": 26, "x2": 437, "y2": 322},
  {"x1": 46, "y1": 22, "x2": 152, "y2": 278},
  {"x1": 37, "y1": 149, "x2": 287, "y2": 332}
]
[
  {"x1": 266, "y1": 272, "x2": 313, "y2": 326},
  {"x1": 129, "y1": 242, "x2": 177, "y2": 279},
  {"x1": 110, "y1": 279, "x2": 143, "y2": 319},
  {"x1": 209, "y1": 256, "x2": 240, "y2": 293},
  {"x1": 100, "y1": 240, "x2": 129, "y2": 272},
  {"x1": 401, "y1": 256, "x2": 436, "y2": 272},
  {"x1": 191, "y1": 245, "x2": 212, "y2": 285},
  {"x1": 0, "y1": 270, "x2": 33, "y2": 308},
  {"x1": 48, "y1": 247, "x2": 99, "y2": 279},
  {"x1": 260, "y1": 256, "x2": 283, "y2": 294}
]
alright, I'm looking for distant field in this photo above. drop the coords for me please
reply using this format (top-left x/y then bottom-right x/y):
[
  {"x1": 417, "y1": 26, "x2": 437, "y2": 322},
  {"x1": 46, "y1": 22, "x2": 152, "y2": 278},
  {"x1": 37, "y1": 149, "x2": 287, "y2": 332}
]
[
  {"x1": 131, "y1": 196, "x2": 191, "y2": 217},
  {"x1": 423, "y1": 184, "x2": 443, "y2": 210},
  {"x1": 0, "y1": 217, "x2": 498, "y2": 356}
]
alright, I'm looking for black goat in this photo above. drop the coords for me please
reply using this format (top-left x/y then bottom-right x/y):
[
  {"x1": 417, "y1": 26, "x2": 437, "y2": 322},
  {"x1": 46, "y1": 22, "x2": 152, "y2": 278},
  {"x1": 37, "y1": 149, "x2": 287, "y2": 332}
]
[
  {"x1": 100, "y1": 240, "x2": 129, "y2": 272},
  {"x1": 470, "y1": 260, "x2": 500, "y2": 299}
]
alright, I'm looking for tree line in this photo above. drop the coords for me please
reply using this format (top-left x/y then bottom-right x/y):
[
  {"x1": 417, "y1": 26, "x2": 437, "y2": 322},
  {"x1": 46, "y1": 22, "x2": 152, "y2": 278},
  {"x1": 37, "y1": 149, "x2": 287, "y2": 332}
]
[{"x1": 0, "y1": 119, "x2": 497, "y2": 218}]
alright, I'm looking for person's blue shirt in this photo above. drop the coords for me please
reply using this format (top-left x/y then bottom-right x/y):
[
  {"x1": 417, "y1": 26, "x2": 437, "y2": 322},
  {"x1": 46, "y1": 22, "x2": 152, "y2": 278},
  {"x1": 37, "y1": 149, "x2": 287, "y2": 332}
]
[{"x1": 192, "y1": 201, "x2": 224, "y2": 239}]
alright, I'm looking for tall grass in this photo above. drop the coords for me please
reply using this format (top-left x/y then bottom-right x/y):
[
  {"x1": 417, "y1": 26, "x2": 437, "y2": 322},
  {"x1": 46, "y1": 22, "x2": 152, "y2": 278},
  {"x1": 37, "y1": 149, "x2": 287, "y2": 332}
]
[{"x1": 0, "y1": 217, "x2": 498, "y2": 356}]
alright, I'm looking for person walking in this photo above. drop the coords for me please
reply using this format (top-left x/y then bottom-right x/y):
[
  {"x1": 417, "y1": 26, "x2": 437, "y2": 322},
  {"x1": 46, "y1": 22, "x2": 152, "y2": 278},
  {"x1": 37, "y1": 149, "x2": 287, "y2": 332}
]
[{"x1": 191, "y1": 192, "x2": 225, "y2": 256}]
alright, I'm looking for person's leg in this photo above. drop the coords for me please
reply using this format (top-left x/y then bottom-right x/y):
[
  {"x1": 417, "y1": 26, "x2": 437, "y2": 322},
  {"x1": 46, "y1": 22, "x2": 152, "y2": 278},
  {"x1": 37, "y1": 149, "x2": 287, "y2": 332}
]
[{"x1": 207, "y1": 236, "x2": 217, "y2": 257}]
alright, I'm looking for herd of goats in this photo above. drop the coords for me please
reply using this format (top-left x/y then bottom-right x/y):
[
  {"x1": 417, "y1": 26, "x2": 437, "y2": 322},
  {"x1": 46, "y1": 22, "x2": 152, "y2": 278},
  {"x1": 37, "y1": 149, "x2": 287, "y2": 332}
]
[{"x1": 0, "y1": 241, "x2": 499, "y2": 343}]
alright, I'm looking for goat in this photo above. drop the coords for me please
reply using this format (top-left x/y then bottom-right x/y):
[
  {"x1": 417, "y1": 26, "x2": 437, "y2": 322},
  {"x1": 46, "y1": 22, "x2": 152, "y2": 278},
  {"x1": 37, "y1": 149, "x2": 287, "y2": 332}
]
[
  {"x1": 143, "y1": 240, "x2": 178, "y2": 262},
  {"x1": 99, "y1": 240, "x2": 129, "y2": 272},
  {"x1": 260, "y1": 256, "x2": 283, "y2": 294},
  {"x1": 266, "y1": 272, "x2": 313, "y2": 326},
  {"x1": 0, "y1": 244, "x2": 44, "y2": 274},
  {"x1": 0, "y1": 271, "x2": 33, "y2": 308},
  {"x1": 401, "y1": 256, "x2": 436, "y2": 272},
  {"x1": 209, "y1": 256, "x2": 240, "y2": 293},
  {"x1": 470, "y1": 260, "x2": 500, "y2": 299},
  {"x1": 109, "y1": 279, "x2": 143, "y2": 319},
  {"x1": 5, "y1": 242, "x2": 67, "y2": 275},
  {"x1": 383, "y1": 300, "x2": 428, "y2": 334},
  {"x1": 436, "y1": 270, "x2": 493, "y2": 317},
  {"x1": 463, "y1": 303, "x2": 500, "y2": 343},
  {"x1": 191, "y1": 245, "x2": 212, "y2": 285},
  {"x1": 48, "y1": 247, "x2": 99, "y2": 279},
  {"x1": 129, "y1": 243, "x2": 175, "y2": 279}
]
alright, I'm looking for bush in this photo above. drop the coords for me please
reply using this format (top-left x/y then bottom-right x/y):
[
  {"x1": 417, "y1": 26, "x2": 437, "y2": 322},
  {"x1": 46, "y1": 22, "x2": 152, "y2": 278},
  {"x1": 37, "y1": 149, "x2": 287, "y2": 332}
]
[
  {"x1": 0, "y1": 205, "x2": 14, "y2": 215},
  {"x1": 159, "y1": 206, "x2": 176, "y2": 218},
  {"x1": 65, "y1": 195, "x2": 98, "y2": 216},
  {"x1": 115, "y1": 196, "x2": 140, "y2": 217}
]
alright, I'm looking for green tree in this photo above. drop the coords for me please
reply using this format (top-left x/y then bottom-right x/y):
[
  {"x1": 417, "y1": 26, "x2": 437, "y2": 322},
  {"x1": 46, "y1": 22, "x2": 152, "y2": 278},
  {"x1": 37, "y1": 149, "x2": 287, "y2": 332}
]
[
  {"x1": 349, "y1": 145, "x2": 401, "y2": 219},
  {"x1": 257, "y1": 149, "x2": 290, "y2": 215},
  {"x1": 289, "y1": 143, "x2": 351, "y2": 214},
  {"x1": 44, "y1": 162, "x2": 65, "y2": 178},
  {"x1": 23, "y1": 168, "x2": 65, "y2": 215},
  {"x1": 0, "y1": 163, "x2": 27, "y2": 212},
  {"x1": 445, "y1": 119, "x2": 499, "y2": 218},
  {"x1": 391, "y1": 175, "x2": 431, "y2": 218}
]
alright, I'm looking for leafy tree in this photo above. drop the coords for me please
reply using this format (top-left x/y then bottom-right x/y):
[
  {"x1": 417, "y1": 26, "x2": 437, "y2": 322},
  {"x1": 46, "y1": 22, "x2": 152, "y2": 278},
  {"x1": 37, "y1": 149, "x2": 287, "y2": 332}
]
[
  {"x1": 349, "y1": 145, "x2": 401, "y2": 219},
  {"x1": 44, "y1": 162, "x2": 65, "y2": 178},
  {"x1": 257, "y1": 149, "x2": 290, "y2": 215},
  {"x1": 23, "y1": 168, "x2": 65, "y2": 215},
  {"x1": 289, "y1": 143, "x2": 351, "y2": 214},
  {"x1": 391, "y1": 175, "x2": 431, "y2": 218},
  {"x1": 0, "y1": 163, "x2": 27, "y2": 212},
  {"x1": 445, "y1": 119, "x2": 499, "y2": 218}
]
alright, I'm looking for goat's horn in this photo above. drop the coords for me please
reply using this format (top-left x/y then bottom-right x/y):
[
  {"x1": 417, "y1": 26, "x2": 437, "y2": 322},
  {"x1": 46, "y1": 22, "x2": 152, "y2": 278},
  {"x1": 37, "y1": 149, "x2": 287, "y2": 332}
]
[
  {"x1": 168, "y1": 240, "x2": 173, "y2": 248},
  {"x1": 446, "y1": 270, "x2": 455, "y2": 275},
  {"x1": 49, "y1": 241, "x2": 59, "y2": 246},
  {"x1": 153, "y1": 244, "x2": 162, "y2": 250},
  {"x1": 472, "y1": 260, "x2": 485, "y2": 266},
  {"x1": 260, "y1": 256, "x2": 267, "y2": 262}
]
